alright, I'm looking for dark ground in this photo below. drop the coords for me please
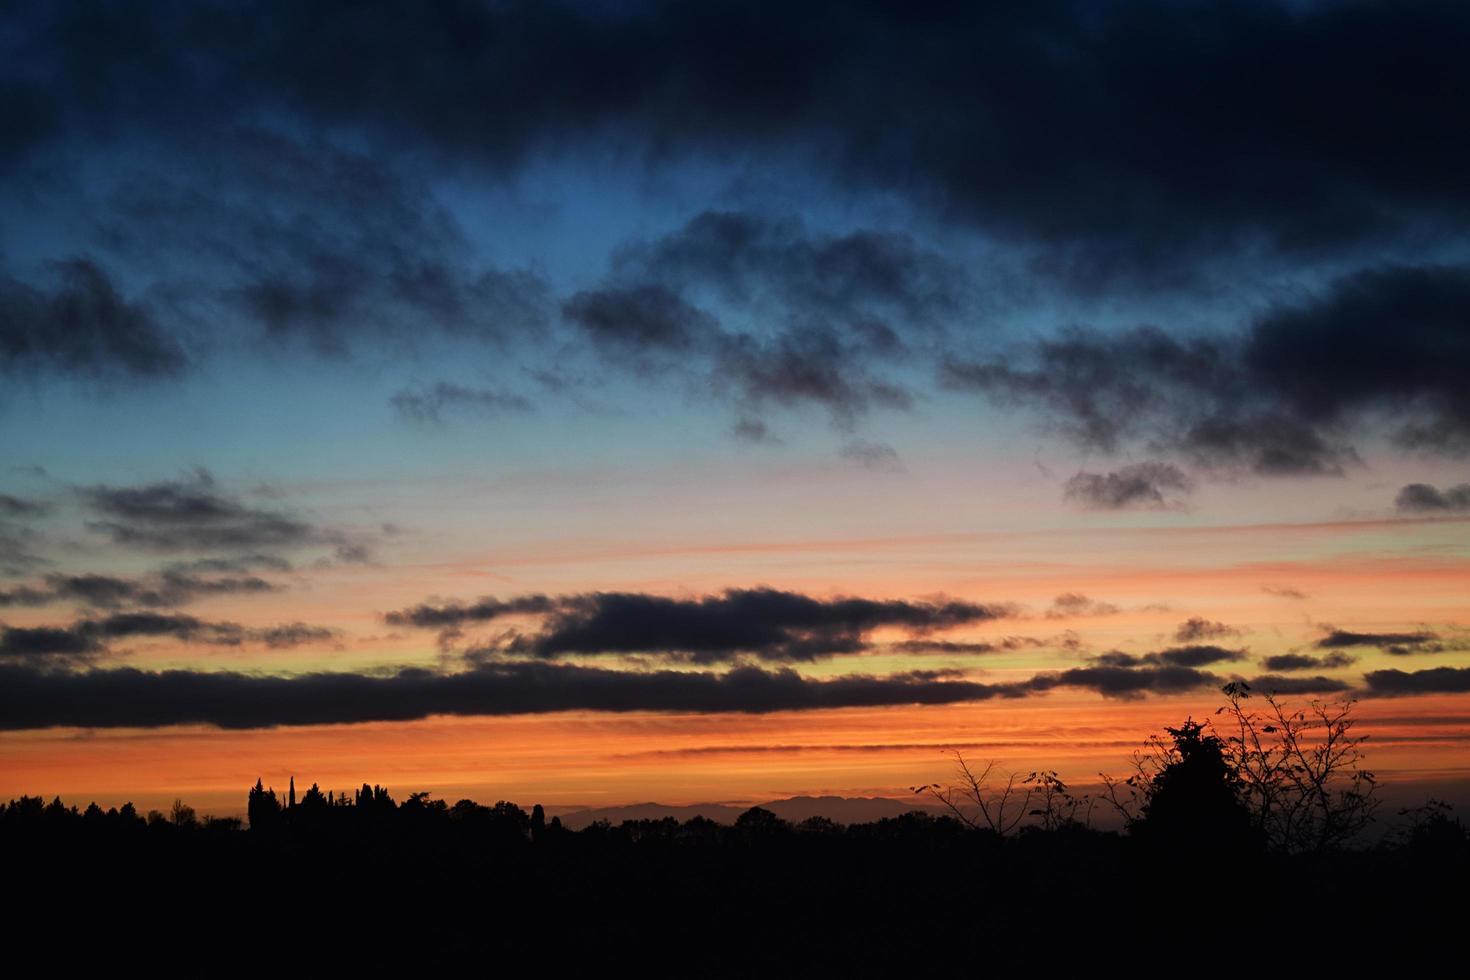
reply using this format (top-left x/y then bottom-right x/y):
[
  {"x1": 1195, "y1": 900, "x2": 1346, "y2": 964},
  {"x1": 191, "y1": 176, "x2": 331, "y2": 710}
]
[{"x1": 6, "y1": 791, "x2": 1466, "y2": 975}]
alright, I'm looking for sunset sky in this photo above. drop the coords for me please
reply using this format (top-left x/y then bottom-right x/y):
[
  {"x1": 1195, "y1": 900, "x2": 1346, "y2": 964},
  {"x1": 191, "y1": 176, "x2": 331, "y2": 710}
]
[{"x1": 3, "y1": 1, "x2": 1469, "y2": 817}]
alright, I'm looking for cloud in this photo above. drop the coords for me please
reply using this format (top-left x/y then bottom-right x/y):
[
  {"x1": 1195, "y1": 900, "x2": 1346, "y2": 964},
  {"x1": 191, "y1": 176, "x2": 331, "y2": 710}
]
[
  {"x1": 80, "y1": 469, "x2": 368, "y2": 558},
  {"x1": 0, "y1": 625, "x2": 103, "y2": 663},
  {"x1": 730, "y1": 417, "x2": 779, "y2": 444},
  {"x1": 0, "y1": 570, "x2": 279, "y2": 610},
  {"x1": 1174, "y1": 618, "x2": 1240, "y2": 643},
  {"x1": 838, "y1": 441, "x2": 903, "y2": 473},
  {"x1": 1241, "y1": 674, "x2": 1353, "y2": 695},
  {"x1": 1063, "y1": 463, "x2": 1193, "y2": 510},
  {"x1": 891, "y1": 634, "x2": 1076, "y2": 656},
  {"x1": 0, "y1": 494, "x2": 47, "y2": 517},
  {"x1": 0, "y1": 259, "x2": 187, "y2": 379},
  {"x1": 0, "y1": 643, "x2": 1311, "y2": 730},
  {"x1": 1149, "y1": 645, "x2": 1247, "y2": 669},
  {"x1": 16, "y1": 2, "x2": 1470, "y2": 278},
  {"x1": 384, "y1": 595, "x2": 559, "y2": 630},
  {"x1": 0, "y1": 523, "x2": 46, "y2": 576},
  {"x1": 1316, "y1": 628, "x2": 1442, "y2": 653},
  {"x1": 943, "y1": 328, "x2": 1354, "y2": 476},
  {"x1": 390, "y1": 383, "x2": 534, "y2": 424},
  {"x1": 1363, "y1": 667, "x2": 1470, "y2": 696},
  {"x1": 562, "y1": 285, "x2": 715, "y2": 354},
  {"x1": 611, "y1": 211, "x2": 969, "y2": 327},
  {"x1": 0, "y1": 585, "x2": 49, "y2": 607},
  {"x1": 1260, "y1": 652, "x2": 1356, "y2": 672},
  {"x1": 944, "y1": 264, "x2": 1470, "y2": 469},
  {"x1": 1, "y1": 612, "x2": 336, "y2": 653},
  {"x1": 401, "y1": 588, "x2": 1018, "y2": 664},
  {"x1": 571, "y1": 212, "x2": 937, "y2": 429},
  {"x1": 94, "y1": 126, "x2": 552, "y2": 358},
  {"x1": 1262, "y1": 584, "x2": 1309, "y2": 600},
  {"x1": 0, "y1": 661, "x2": 1038, "y2": 730},
  {"x1": 249, "y1": 623, "x2": 338, "y2": 649},
  {"x1": 1026, "y1": 664, "x2": 1221, "y2": 700},
  {"x1": 80, "y1": 612, "x2": 244, "y2": 645},
  {"x1": 1396, "y1": 483, "x2": 1470, "y2": 513},
  {"x1": 522, "y1": 590, "x2": 1015, "y2": 664},
  {"x1": 1045, "y1": 593, "x2": 1119, "y2": 619},
  {"x1": 1090, "y1": 645, "x2": 1246, "y2": 670},
  {"x1": 890, "y1": 640, "x2": 1004, "y2": 655},
  {"x1": 166, "y1": 554, "x2": 293, "y2": 574},
  {"x1": 714, "y1": 326, "x2": 912, "y2": 429}
]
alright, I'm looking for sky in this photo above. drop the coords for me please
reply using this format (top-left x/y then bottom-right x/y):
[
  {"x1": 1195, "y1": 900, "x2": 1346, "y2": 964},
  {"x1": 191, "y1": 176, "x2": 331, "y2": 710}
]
[{"x1": 3, "y1": 0, "x2": 1470, "y2": 816}]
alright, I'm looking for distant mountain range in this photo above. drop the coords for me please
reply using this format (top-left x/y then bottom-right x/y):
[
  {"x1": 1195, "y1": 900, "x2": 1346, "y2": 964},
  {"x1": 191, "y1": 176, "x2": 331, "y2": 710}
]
[{"x1": 551, "y1": 795, "x2": 946, "y2": 830}]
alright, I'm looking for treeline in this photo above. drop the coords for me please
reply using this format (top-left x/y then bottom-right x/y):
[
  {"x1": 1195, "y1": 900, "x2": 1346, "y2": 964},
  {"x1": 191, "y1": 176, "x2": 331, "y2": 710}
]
[
  {"x1": 6, "y1": 695, "x2": 1469, "y2": 973},
  {"x1": 5, "y1": 782, "x2": 1466, "y2": 973}
]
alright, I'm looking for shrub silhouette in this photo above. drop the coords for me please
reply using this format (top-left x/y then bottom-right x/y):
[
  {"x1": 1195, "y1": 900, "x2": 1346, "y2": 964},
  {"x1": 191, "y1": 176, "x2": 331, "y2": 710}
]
[{"x1": 1134, "y1": 719, "x2": 1258, "y2": 855}]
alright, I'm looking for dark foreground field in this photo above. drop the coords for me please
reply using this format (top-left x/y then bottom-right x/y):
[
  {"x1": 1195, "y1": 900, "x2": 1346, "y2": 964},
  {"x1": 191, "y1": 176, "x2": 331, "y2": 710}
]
[{"x1": 6, "y1": 786, "x2": 1467, "y2": 975}]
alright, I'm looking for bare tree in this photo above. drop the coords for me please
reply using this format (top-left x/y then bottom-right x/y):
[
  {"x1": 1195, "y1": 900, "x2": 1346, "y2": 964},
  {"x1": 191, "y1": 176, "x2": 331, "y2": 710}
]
[
  {"x1": 1098, "y1": 684, "x2": 1379, "y2": 851},
  {"x1": 915, "y1": 754, "x2": 1090, "y2": 835},
  {"x1": 1214, "y1": 681, "x2": 1378, "y2": 853},
  {"x1": 170, "y1": 798, "x2": 197, "y2": 827}
]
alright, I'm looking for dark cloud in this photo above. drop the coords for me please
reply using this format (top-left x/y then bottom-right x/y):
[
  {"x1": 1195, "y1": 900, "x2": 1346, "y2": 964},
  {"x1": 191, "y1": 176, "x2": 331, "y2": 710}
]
[
  {"x1": 391, "y1": 383, "x2": 534, "y2": 424},
  {"x1": 165, "y1": 554, "x2": 293, "y2": 574},
  {"x1": 251, "y1": 623, "x2": 337, "y2": 649},
  {"x1": 1262, "y1": 584, "x2": 1308, "y2": 600},
  {"x1": 1, "y1": 612, "x2": 335, "y2": 652},
  {"x1": 838, "y1": 441, "x2": 903, "y2": 473},
  {"x1": 0, "y1": 643, "x2": 1300, "y2": 730},
  {"x1": 79, "y1": 612, "x2": 243, "y2": 645},
  {"x1": 581, "y1": 212, "x2": 938, "y2": 428},
  {"x1": 730, "y1": 417, "x2": 778, "y2": 444},
  {"x1": 0, "y1": 585, "x2": 49, "y2": 607},
  {"x1": 1260, "y1": 652, "x2": 1356, "y2": 672},
  {"x1": 1316, "y1": 628, "x2": 1440, "y2": 652},
  {"x1": 433, "y1": 589, "x2": 1016, "y2": 665},
  {"x1": 945, "y1": 264, "x2": 1470, "y2": 470},
  {"x1": 525, "y1": 590, "x2": 1013, "y2": 664},
  {"x1": 0, "y1": 523, "x2": 46, "y2": 577},
  {"x1": 1363, "y1": 667, "x2": 1470, "y2": 697},
  {"x1": 562, "y1": 285, "x2": 715, "y2": 355},
  {"x1": 563, "y1": 280, "x2": 918, "y2": 429},
  {"x1": 943, "y1": 328, "x2": 1353, "y2": 476},
  {"x1": 1242, "y1": 674, "x2": 1353, "y2": 696},
  {"x1": 1396, "y1": 482, "x2": 1470, "y2": 513},
  {"x1": 0, "y1": 259, "x2": 186, "y2": 379},
  {"x1": 1063, "y1": 463, "x2": 1193, "y2": 511},
  {"x1": 612, "y1": 211, "x2": 969, "y2": 328},
  {"x1": 714, "y1": 325, "x2": 912, "y2": 429},
  {"x1": 0, "y1": 625, "x2": 102, "y2": 663},
  {"x1": 0, "y1": 494, "x2": 47, "y2": 517},
  {"x1": 80, "y1": 469, "x2": 367, "y2": 558},
  {"x1": 12, "y1": 2, "x2": 1469, "y2": 276},
  {"x1": 1026, "y1": 664, "x2": 1220, "y2": 700},
  {"x1": 1045, "y1": 593, "x2": 1119, "y2": 619},
  {"x1": 384, "y1": 595, "x2": 559, "y2": 630},
  {"x1": 390, "y1": 589, "x2": 1016, "y2": 664},
  {"x1": 1175, "y1": 618, "x2": 1240, "y2": 643},
  {"x1": 891, "y1": 634, "x2": 1073, "y2": 656},
  {"x1": 1090, "y1": 645, "x2": 1245, "y2": 670},
  {"x1": 0, "y1": 661, "x2": 1036, "y2": 731},
  {"x1": 94, "y1": 126, "x2": 552, "y2": 358},
  {"x1": 1148, "y1": 645, "x2": 1247, "y2": 669},
  {"x1": 1248, "y1": 265, "x2": 1470, "y2": 456},
  {"x1": 11, "y1": 571, "x2": 278, "y2": 609},
  {"x1": 890, "y1": 640, "x2": 1003, "y2": 656}
]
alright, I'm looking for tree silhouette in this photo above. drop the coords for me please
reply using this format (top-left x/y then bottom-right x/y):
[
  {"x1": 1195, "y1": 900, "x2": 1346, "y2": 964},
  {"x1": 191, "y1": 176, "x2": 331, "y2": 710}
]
[
  {"x1": 1215, "y1": 682, "x2": 1378, "y2": 853},
  {"x1": 1133, "y1": 719, "x2": 1257, "y2": 854},
  {"x1": 247, "y1": 778, "x2": 282, "y2": 830}
]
